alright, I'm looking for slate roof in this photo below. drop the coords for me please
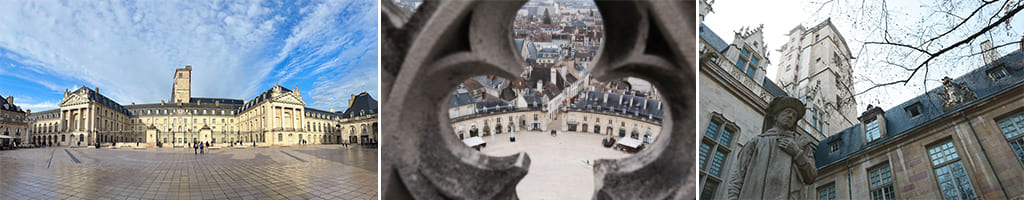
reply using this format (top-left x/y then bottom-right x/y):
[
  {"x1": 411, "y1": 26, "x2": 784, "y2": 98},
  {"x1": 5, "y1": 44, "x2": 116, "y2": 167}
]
[
  {"x1": 341, "y1": 92, "x2": 378, "y2": 119},
  {"x1": 190, "y1": 97, "x2": 244, "y2": 105},
  {"x1": 305, "y1": 107, "x2": 340, "y2": 119},
  {"x1": 815, "y1": 50, "x2": 1024, "y2": 169},
  {"x1": 515, "y1": 39, "x2": 525, "y2": 54},
  {"x1": 526, "y1": 42, "x2": 539, "y2": 61},
  {"x1": 239, "y1": 85, "x2": 292, "y2": 114},
  {"x1": 70, "y1": 87, "x2": 131, "y2": 116},
  {"x1": 523, "y1": 94, "x2": 544, "y2": 108},
  {"x1": 762, "y1": 77, "x2": 789, "y2": 97},
  {"x1": 528, "y1": 67, "x2": 552, "y2": 88},
  {"x1": 450, "y1": 92, "x2": 475, "y2": 107},
  {"x1": 0, "y1": 95, "x2": 24, "y2": 113},
  {"x1": 476, "y1": 99, "x2": 515, "y2": 113},
  {"x1": 699, "y1": 23, "x2": 728, "y2": 53},
  {"x1": 572, "y1": 90, "x2": 664, "y2": 121}
]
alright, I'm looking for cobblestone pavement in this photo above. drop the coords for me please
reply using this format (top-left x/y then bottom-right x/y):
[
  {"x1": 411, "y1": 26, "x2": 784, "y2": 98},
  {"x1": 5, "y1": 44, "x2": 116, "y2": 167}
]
[
  {"x1": 479, "y1": 131, "x2": 634, "y2": 200},
  {"x1": 0, "y1": 145, "x2": 377, "y2": 200}
]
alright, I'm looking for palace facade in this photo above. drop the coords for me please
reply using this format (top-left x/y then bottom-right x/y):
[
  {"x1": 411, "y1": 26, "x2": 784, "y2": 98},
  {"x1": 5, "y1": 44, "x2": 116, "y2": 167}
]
[
  {"x1": 0, "y1": 95, "x2": 29, "y2": 147},
  {"x1": 26, "y1": 65, "x2": 378, "y2": 147}
]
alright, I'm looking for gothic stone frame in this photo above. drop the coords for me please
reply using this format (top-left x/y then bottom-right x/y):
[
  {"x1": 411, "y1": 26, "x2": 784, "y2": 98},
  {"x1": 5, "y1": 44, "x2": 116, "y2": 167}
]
[{"x1": 382, "y1": 0, "x2": 695, "y2": 199}]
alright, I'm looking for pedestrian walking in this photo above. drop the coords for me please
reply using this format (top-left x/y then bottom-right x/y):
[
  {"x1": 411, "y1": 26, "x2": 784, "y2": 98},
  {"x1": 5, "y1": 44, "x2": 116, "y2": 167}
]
[
  {"x1": 193, "y1": 142, "x2": 198, "y2": 155},
  {"x1": 200, "y1": 142, "x2": 204, "y2": 154}
]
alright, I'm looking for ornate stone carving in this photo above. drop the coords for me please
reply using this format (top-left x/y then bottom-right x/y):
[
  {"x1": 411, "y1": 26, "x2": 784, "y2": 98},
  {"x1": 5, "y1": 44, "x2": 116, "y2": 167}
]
[
  {"x1": 728, "y1": 96, "x2": 816, "y2": 200},
  {"x1": 274, "y1": 93, "x2": 306, "y2": 105},
  {"x1": 59, "y1": 94, "x2": 90, "y2": 107},
  {"x1": 937, "y1": 76, "x2": 976, "y2": 110},
  {"x1": 382, "y1": 0, "x2": 695, "y2": 199}
]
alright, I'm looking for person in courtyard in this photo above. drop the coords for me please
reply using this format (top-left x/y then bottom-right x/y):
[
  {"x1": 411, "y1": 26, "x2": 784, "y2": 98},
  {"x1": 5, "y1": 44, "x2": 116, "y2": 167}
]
[
  {"x1": 200, "y1": 142, "x2": 204, "y2": 154},
  {"x1": 193, "y1": 142, "x2": 198, "y2": 154}
]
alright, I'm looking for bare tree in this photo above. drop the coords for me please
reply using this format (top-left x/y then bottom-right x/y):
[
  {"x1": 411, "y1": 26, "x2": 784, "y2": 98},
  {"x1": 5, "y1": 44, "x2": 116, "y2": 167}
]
[{"x1": 808, "y1": 0, "x2": 1022, "y2": 110}]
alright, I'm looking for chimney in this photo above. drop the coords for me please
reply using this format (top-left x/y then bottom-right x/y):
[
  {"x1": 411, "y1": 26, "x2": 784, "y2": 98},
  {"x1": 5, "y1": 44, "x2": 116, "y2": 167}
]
[
  {"x1": 980, "y1": 40, "x2": 1001, "y2": 64},
  {"x1": 551, "y1": 67, "x2": 557, "y2": 84},
  {"x1": 95, "y1": 87, "x2": 100, "y2": 93},
  {"x1": 6, "y1": 96, "x2": 12, "y2": 105},
  {"x1": 329, "y1": 108, "x2": 334, "y2": 112},
  {"x1": 215, "y1": 101, "x2": 220, "y2": 106},
  {"x1": 1020, "y1": 36, "x2": 1023, "y2": 52},
  {"x1": 349, "y1": 94, "x2": 356, "y2": 106}
]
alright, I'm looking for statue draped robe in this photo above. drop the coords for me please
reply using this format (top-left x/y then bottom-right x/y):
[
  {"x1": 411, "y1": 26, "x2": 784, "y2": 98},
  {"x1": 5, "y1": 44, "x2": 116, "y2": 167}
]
[{"x1": 727, "y1": 129, "x2": 816, "y2": 200}]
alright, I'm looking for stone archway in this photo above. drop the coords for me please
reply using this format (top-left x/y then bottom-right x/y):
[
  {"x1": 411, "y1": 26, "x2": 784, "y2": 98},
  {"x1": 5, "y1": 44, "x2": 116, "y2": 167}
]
[{"x1": 381, "y1": 1, "x2": 694, "y2": 199}]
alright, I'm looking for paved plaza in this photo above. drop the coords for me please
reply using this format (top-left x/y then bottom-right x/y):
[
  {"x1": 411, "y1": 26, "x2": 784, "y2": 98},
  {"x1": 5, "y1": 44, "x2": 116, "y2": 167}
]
[
  {"x1": 479, "y1": 131, "x2": 633, "y2": 200},
  {"x1": 0, "y1": 145, "x2": 377, "y2": 200}
]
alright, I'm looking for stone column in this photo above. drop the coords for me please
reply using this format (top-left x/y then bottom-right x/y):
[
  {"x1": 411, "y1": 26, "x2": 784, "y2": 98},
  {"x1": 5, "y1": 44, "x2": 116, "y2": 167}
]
[
  {"x1": 270, "y1": 106, "x2": 276, "y2": 130},
  {"x1": 83, "y1": 107, "x2": 89, "y2": 131},
  {"x1": 61, "y1": 110, "x2": 66, "y2": 132},
  {"x1": 294, "y1": 107, "x2": 301, "y2": 131}
]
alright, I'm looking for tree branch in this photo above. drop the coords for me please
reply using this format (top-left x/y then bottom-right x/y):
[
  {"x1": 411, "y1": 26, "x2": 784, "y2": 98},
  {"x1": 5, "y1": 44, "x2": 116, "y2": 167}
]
[
  {"x1": 900, "y1": 3, "x2": 1023, "y2": 85},
  {"x1": 854, "y1": 79, "x2": 909, "y2": 96},
  {"x1": 864, "y1": 41, "x2": 933, "y2": 55},
  {"x1": 922, "y1": 0, "x2": 998, "y2": 46},
  {"x1": 962, "y1": 41, "x2": 1023, "y2": 57}
]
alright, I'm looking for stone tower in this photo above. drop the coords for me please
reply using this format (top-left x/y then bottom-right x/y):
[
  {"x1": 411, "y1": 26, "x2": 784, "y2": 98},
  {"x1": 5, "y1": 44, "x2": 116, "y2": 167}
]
[
  {"x1": 171, "y1": 65, "x2": 192, "y2": 103},
  {"x1": 774, "y1": 19, "x2": 857, "y2": 138}
]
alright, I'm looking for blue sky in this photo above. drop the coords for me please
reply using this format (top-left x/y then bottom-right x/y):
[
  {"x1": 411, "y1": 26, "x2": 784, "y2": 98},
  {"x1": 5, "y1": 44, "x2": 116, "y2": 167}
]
[
  {"x1": 705, "y1": 0, "x2": 1024, "y2": 111},
  {"x1": 0, "y1": 0, "x2": 378, "y2": 112}
]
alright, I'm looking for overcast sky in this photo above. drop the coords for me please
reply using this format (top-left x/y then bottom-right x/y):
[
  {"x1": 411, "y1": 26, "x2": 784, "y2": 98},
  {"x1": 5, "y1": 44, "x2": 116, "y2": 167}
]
[
  {"x1": 704, "y1": 0, "x2": 1024, "y2": 111},
  {"x1": 0, "y1": 0, "x2": 378, "y2": 112}
]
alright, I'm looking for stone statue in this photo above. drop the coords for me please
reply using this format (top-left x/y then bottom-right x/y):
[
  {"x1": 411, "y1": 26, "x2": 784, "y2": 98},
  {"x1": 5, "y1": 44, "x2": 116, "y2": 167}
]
[
  {"x1": 937, "y1": 76, "x2": 976, "y2": 110},
  {"x1": 727, "y1": 96, "x2": 816, "y2": 200}
]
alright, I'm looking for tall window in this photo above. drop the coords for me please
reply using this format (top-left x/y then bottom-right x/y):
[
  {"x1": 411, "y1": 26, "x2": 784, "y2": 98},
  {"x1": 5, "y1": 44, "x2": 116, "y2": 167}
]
[
  {"x1": 811, "y1": 108, "x2": 824, "y2": 133},
  {"x1": 865, "y1": 119, "x2": 881, "y2": 142},
  {"x1": 996, "y1": 113, "x2": 1024, "y2": 167},
  {"x1": 928, "y1": 140, "x2": 977, "y2": 200},
  {"x1": 817, "y1": 183, "x2": 836, "y2": 200},
  {"x1": 868, "y1": 163, "x2": 895, "y2": 200},
  {"x1": 699, "y1": 114, "x2": 737, "y2": 200},
  {"x1": 735, "y1": 48, "x2": 758, "y2": 78}
]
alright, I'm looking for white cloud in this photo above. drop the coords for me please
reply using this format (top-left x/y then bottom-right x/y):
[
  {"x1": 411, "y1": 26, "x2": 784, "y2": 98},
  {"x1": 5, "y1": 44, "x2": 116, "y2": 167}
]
[
  {"x1": 0, "y1": 0, "x2": 378, "y2": 108},
  {"x1": 18, "y1": 101, "x2": 59, "y2": 112}
]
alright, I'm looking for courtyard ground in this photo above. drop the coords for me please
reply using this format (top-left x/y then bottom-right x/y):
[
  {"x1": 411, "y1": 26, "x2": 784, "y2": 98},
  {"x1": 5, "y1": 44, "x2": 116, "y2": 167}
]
[
  {"x1": 479, "y1": 130, "x2": 633, "y2": 200},
  {"x1": 0, "y1": 145, "x2": 377, "y2": 200}
]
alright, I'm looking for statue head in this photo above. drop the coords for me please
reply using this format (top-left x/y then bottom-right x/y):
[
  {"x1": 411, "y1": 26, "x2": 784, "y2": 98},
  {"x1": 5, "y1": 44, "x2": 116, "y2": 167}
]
[{"x1": 762, "y1": 96, "x2": 806, "y2": 133}]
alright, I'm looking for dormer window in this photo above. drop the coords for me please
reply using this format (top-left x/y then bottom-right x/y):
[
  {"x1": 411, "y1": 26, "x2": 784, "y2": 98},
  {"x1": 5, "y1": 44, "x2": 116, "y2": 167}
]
[
  {"x1": 865, "y1": 119, "x2": 881, "y2": 142},
  {"x1": 828, "y1": 140, "x2": 841, "y2": 153},
  {"x1": 860, "y1": 105, "x2": 887, "y2": 144},
  {"x1": 905, "y1": 102, "x2": 923, "y2": 118},
  {"x1": 987, "y1": 64, "x2": 1008, "y2": 81},
  {"x1": 735, "y1": 48, "x2": 758, "y2": 78}
]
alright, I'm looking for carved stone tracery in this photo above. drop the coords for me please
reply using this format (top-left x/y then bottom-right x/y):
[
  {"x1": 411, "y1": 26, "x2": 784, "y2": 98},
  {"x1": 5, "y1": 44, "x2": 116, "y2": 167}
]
[
  {"x1": 382, "y1": 1, "x2": 695, "y2": 199},
  {"x1": 937, "y1": 76, "x2": 976, "y2": 110}
]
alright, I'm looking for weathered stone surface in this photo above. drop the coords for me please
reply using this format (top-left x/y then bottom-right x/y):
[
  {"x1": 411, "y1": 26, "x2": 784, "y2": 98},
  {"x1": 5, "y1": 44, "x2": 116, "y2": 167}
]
[
  {"x1": 381, "y1": 1, "x2": 695, "y2": 199},
  {"x1": 727, "y1": 97, "x2": 816, "y2": 200}
]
